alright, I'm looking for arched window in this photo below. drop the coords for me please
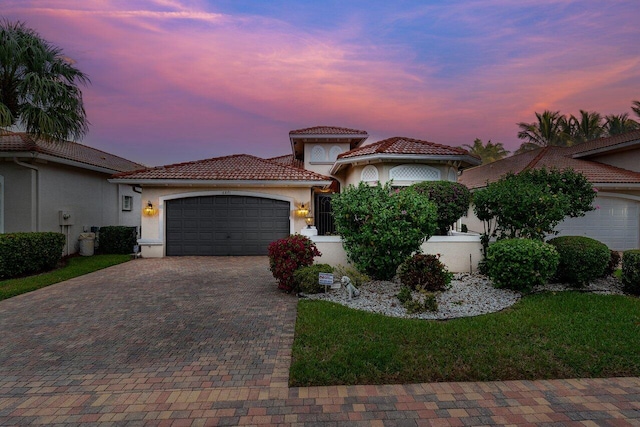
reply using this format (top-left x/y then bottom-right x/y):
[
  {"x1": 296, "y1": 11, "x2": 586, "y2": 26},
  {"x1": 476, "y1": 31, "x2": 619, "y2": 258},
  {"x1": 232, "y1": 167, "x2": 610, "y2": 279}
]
[
  {"x1": 329, "y1": 146, "x2": 343, "y2": 161},
  {"x1": 448, "y1": 168, "x2": 457, "y2": 182},
  {"x1": 310, "y1": 145, "x2": 326, "y2": 162},
  {"x1": 389, "y1": 165, "x2": 440, "y2": 183},
  {"x1": 361, "y1": 165, "x2": 379, "y2": 183}
]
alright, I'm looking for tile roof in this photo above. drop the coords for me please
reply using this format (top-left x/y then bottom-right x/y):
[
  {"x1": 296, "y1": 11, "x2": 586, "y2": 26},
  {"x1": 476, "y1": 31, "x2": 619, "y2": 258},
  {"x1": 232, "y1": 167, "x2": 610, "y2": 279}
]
[
  {"x1": 268, "y1": 154, "x2": 304, "y2": 169},
  {"x1": 338, "y1": 136, "x2": 478, "y2": 159},
  {"x1": 459, "y1": 145, "x2": 640, "y2": 189},
  {"x1": 0, "y1": 131, "x2": 144, "y2": 173},
  {"x1": 567, "y1": 129, "x2": 640, "y2": 157},
  {"x1": 289, "y1": 126, "x2": 368, "y2": 136},
  {"x1": 112, "y1": 154, "x2": 331, "y2": 182}
]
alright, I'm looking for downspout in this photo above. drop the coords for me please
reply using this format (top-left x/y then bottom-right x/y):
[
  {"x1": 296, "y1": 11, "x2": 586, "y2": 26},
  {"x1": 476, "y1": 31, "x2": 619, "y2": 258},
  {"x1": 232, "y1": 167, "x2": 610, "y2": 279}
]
[{"x1": 13, "y1": 157, "x2": 40, "y2": 231}]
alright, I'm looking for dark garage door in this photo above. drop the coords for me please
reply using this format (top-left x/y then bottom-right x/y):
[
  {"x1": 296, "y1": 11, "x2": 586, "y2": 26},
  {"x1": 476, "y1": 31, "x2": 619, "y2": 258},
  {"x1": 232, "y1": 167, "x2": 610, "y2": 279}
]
[{"x1": 166, "y1": 196, "x2": 290, "y2": 256}]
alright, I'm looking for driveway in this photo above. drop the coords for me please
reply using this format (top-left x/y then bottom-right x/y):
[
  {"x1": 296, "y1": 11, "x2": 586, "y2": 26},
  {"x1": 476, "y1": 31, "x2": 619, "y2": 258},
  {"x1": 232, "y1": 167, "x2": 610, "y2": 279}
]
[{"x1": 1, "y1": 257, "x2": 638, "y2": 425}]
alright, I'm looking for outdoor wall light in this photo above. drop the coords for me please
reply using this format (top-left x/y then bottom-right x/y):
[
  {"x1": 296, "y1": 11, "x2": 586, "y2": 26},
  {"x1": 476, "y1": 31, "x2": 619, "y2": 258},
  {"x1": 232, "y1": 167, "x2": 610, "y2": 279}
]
[
  {"x1": 296, "y1": 203, "x2": 310, "y2": 217},
  {"x1": 143, "y1": 201, "x2": 157, "y2": 216},
  {"x1": 305, "y1": 212, "x2": 315, "y2": 228}
]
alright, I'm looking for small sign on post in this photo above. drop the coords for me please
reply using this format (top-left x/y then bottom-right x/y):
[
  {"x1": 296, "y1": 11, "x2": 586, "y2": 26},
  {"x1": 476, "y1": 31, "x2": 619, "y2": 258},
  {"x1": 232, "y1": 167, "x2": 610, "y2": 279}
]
[{"x1": 319, "y1": 272, "x2": 334, "y2": 293}]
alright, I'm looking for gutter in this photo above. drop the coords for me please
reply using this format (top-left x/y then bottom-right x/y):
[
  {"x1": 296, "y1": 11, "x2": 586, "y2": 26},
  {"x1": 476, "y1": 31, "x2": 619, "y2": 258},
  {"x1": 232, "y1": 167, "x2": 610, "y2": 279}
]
[{"x1": 12, "y1": 157, "x2": 40, "y2": 231}]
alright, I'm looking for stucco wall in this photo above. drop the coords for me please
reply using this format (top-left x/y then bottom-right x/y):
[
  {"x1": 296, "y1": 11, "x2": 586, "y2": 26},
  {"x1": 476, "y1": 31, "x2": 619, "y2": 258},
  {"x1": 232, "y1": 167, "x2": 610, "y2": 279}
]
[
  {"x1": 589, "y1": 150, "x2": 640, "y2": 173},
  {"x1": 0, "y1": 159, "x2": 141, "y2": 254},
  {"x1": 312, "y1": 235, "x2": 482, "y2": 273},
  {"x1": 344, "y1": 163, "x2": 459, "y2": 187}
]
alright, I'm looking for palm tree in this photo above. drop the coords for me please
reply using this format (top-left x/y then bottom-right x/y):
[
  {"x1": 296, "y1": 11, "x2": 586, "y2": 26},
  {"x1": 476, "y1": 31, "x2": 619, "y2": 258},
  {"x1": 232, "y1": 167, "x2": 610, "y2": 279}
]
[
  {"x1": 0, "y1": 20, "x2": 90, "y2": 141},
  {"x1": 516, "y1": 110, "x2": 570, "y2": 152},
  {"x1": 567, "y1": 110, "x2": 604, "y2": 143},
  {"x1": 463, "y1": 138, "x2": 509, "y2": 164},
  {"x1": 632, "y1": 100, "x2": 640, "y2": 120},
  {"x1": 603, "y1": 113, "x2": 639, "y2": 136}
]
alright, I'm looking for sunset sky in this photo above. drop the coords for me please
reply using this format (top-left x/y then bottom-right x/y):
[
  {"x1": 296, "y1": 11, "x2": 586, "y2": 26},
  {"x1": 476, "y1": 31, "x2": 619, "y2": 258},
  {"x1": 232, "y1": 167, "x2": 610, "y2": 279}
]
[{"x1": 3, "y1": 0, "x2": 640, "y2": 166}]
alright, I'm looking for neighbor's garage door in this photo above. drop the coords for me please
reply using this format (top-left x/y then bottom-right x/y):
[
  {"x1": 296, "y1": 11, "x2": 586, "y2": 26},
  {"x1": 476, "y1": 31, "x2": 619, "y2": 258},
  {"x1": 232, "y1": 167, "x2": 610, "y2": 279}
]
[
  {"x1": 554, "y1": 196, "x2": 639, "y2": 250},
  {"x1": 166, "y1": 196, "x2": 290, "y2": 256}
]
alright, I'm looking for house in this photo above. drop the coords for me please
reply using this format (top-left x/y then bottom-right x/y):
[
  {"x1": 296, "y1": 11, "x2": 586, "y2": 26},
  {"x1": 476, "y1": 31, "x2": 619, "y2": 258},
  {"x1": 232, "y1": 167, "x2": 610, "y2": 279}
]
[
  {"x1": 0, "y1": 131, "x2": 145, "y2": 255},
  {"x1": 459, "y1": 130, "x2": 640, "y2": 251},
  {"x1": 110, "y1": 126, "x2": 481, "y2": 259}
]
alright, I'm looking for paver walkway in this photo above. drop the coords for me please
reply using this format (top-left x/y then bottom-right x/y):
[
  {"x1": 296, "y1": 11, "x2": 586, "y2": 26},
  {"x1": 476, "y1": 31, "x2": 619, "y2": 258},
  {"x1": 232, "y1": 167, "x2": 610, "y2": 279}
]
[{"x1": 0, "y1": 257, "x2": 638, "y2": 426}]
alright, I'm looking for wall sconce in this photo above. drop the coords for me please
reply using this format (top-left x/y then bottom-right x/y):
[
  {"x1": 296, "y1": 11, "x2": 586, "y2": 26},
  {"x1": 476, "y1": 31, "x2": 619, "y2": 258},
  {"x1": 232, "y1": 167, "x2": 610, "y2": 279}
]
[
  {"x1": 143, "y1": 201, "x2": 157, "y2": 216},
  {"x1": 305, "y1": 212, "x2": 315, "y2": 228},
  {"x1": 296, "y1": 203, "x2": 310, "y2": 217}
]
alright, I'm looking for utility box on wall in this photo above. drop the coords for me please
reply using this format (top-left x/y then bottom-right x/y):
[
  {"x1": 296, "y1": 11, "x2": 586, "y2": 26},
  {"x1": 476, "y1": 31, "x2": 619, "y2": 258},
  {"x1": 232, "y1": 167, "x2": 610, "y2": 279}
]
[{"x1": 58, "y1": 210, "x2": 73, "y2": 225}]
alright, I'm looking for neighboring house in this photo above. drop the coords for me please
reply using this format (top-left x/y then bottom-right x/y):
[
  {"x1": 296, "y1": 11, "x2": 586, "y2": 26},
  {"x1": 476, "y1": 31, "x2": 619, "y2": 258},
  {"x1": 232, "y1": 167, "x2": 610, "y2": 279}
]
[
  {"x1": 0, "y1": 131, "x2": 145, "y2": 255},
  {"x1": 110, "y1": 126, "x2": 481, "y2": 257},
  {"x1": 459, "y1": 130, "x2": 640, "y2": 251}
]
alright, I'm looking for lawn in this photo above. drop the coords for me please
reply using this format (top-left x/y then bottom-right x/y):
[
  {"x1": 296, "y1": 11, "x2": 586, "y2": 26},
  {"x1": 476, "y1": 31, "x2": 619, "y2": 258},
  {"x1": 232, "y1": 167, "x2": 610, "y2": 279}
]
[
  {"x1": 0, "y1": 254, "x2": 131, "y2": 301},
  {"x1": 290, "y1": 291, "x2": 640, "y2": 386}
]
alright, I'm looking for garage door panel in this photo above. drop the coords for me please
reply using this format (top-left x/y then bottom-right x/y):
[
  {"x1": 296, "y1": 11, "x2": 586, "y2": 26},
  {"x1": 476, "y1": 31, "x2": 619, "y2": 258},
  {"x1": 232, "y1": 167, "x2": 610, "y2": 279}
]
[
  {"x1": 554, "y1": 197, "x2": 639, "y2": 251},
  {"x1": 166, "y1": 196, "x2": 290, "y2": 256}
]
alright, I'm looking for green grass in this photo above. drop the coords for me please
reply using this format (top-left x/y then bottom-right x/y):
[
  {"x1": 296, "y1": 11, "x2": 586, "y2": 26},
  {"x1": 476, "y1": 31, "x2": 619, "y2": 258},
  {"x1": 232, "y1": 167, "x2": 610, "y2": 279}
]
[
  {"x1": 0, "y1": 255, "x2": 131, "y2": 301},
  {"x1": 290, "y1": 292, "x2": 640, "y2": 386}
]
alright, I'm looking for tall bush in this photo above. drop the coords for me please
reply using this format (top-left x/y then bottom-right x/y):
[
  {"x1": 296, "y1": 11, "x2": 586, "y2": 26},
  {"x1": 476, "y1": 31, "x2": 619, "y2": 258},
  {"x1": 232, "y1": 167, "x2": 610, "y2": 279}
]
[
  {"x1": 487, "y1": 238, "x2": 559, "y2": 291},
  {"x1": 411, "y1": 181, "x2": 472, "y2": 235},
  {"x1": 547, "y1": 236, "x2": 609, "y2": 286},
  {"x1": 0, "y1": 232, "x2": 65, "y2": 279},
  {"x1": 621, "y1": 250, "x2": 640, "y2": 295},
  {"x1": 98, "y1": 226, "x2": 137, "y2": 254},
  {"x1": 332, "y1": 181, "x2": 437, "y2": 280},
  {"x1": 473, "y1": 168, "x2": 596, "y2": 257},
  {"x1": 268, "y1": 234, "x2": 321, "y2": 291}
]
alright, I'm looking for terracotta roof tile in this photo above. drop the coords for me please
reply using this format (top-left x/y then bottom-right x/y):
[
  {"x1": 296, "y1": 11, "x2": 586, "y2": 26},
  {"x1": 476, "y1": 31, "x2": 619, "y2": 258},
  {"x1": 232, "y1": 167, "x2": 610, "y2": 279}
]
[
  {"x1": 567, "y1": 129, "x2": 640, "y2": 156},
  {"x1": 289, "y1": 126, "x2": 368, "y2": 136},
  {"x1": 459, "y1": 145, "x2": 640, "y2": 189},
  {"x1": 268, "y1": 154, "x2": 304, "y2": 169},
  {"x1": 113, "y1": 154, "x2": 331, "y2": 181},
  {"x1": 338, "y1": 136, "x2": 477, "y2": 159},
  {"x1": 0, "y1": 132, "x2": 144, "y2": 173}
]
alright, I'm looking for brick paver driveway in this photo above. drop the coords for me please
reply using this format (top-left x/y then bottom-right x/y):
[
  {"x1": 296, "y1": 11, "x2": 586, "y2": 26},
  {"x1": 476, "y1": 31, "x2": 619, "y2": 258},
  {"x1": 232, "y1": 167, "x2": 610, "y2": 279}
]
[{"x1": 1, "y1": 257, "x2": 639, "y2": 425}]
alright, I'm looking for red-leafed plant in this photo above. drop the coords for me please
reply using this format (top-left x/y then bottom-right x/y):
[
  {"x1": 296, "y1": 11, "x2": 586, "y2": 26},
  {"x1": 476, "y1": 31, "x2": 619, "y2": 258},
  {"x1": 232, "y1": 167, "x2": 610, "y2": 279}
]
[{"x1": 268, "y1": 234, "x2": 321, "y2": 291}]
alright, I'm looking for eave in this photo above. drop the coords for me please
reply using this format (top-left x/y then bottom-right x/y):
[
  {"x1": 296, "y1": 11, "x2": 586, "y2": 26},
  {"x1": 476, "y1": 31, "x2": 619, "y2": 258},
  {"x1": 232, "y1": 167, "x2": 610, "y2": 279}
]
[
  {"x1": 1, "y1": 151, "x2": 124, "y2": 175},
  {"x1": 108, "y1": 178, "x2": 334, "y2": 188}
]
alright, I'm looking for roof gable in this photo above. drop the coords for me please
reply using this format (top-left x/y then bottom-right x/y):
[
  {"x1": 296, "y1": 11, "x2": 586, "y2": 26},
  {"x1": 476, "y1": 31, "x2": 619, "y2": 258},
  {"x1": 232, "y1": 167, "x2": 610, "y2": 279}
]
[
  {"x1": 0, "y1": 131, "x2": 144, "y2": 173},
  {"x1": 289, "y1": 126, "x2": 368, "y2": 136},
  {"x1": 112, "y1": 154, "x2": 332, "y2": 182}
]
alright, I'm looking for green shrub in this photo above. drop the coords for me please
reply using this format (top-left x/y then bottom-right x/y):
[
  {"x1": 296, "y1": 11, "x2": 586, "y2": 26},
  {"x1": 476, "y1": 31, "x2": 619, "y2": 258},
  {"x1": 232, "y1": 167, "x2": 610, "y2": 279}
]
[
  {"x1": 0, "y1": 232, "x2": 65, "y2": 279},
  {"x1": 473, "y1": 168, "x2": 596, "y2": 257},
  {"x1": 293, "y1": 264, "x2": 334, "y2": 294},
  {"x1": 547, "y1": 236, "x2": 610, "y2": 286},
  {"x1": 98, "y1": 226, "x2": 137, "y2": 254},
  {"x1": 268, "y1": 234, "x2": 321, "y2": 291},
  {"x1": 621, "y1": 250, "x2": 640, "y2": 295},
  {"x1": 411, "y1": 181, "x2": 472, "y2": 235},
  {"x1": 487, "y1": 238, "x2": 559, "y2": 291},
  {"x1": 332, "y1": 181, "x2": 437, "y2": 280},
  {"x1": 604, "y1": 250, "x2": 622, "y2": 277},
  {"x1": 398, "y1": 254, "x2": 452, "y2": 292},
  {"x1": 333, "y1": 264, "x2": 370, "y2": 287},
  {"x1": 396, "y1": 286, "x2": 412, "y2": 304},
  {"x1": 403, "y1": 291, "x2": 438, "y2": 314}
]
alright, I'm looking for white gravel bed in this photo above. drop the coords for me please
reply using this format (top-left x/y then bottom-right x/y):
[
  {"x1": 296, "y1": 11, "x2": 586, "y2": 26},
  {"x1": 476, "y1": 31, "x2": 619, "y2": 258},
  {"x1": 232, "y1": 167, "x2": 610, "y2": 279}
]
[{"x1": 302, "y1": 273, "x2": 626, "y2": 320}]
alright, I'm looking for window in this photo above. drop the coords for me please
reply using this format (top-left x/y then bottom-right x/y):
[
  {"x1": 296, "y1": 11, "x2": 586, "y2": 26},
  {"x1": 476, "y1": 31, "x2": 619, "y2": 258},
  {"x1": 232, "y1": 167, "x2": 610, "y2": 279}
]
[
  {"x1": 329, "y1": 146, "x2": 343, "y2": 161},
  {"x1": 389, "y1": 164, "x2": 440, "y2": 184},
  {"x1": 361, "y1": 165, "x2": 379, "y2": 183},
  {"x1": 310, "y1": 145, "x2": 326, "y2": 162},
  {"x1": 122, "y1": 195, "x2": 133, "y2": 211},
  {"x1": 315, "y1": 193, "x2": 336, "y2": 235}
]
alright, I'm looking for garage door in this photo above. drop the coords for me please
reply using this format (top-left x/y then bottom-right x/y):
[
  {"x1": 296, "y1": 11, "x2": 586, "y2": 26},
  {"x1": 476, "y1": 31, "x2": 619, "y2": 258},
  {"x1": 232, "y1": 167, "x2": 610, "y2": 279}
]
[
  {"x1": 166, "y1": 196, "x2": 290, "y2": 256},
  {"x1": 554, "y1": 196, "x2": 639, "y2": 250}
]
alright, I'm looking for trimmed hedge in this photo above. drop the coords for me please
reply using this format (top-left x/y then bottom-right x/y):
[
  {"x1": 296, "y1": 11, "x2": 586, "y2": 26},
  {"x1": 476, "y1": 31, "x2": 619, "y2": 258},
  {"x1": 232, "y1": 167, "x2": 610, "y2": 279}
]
[
  {"x1": 487, "y1": 238, "x2": 559, "y2": 292},
  {"x1": 621, "y1": 250, "x2": 640, "y2": 295},
  {"x1": 98, "y1": 226, "x2": 137, "y2": 254},
  {"x1": 547, "y1": 236, "x2": 610, "y2": 286},
  {"x1": 293, "y1": 264, "x2": 334, "y2": 294},
  {"x1": 0, "y1": 232, "x2": 65, "y2": 279}
]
